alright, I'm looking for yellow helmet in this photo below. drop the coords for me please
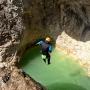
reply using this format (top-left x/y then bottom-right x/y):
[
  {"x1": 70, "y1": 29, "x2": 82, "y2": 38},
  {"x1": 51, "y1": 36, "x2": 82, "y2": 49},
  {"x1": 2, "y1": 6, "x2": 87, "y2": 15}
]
[{"x1": 45, "y1": 37, "x2": 51, "y2": 42}]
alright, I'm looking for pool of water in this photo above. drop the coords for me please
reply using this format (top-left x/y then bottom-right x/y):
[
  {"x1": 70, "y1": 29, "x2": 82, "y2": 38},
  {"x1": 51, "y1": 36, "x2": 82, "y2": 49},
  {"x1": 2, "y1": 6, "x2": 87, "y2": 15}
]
[{"x1": 20, "y1": 47, "x2": 90, "y2": 90}]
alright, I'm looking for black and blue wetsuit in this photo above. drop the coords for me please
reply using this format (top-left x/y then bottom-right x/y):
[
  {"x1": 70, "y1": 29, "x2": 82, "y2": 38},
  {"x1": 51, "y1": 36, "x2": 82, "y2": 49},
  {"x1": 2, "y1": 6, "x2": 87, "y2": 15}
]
[{"x1": 37, "y1": 40, "x2": 52, "y2": 64}]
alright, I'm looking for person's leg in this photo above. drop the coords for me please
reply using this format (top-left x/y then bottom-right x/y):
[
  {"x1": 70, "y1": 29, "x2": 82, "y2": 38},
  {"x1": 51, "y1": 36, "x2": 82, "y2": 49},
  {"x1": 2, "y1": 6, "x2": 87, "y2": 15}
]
[
  {"x1": 41, "y1": 54, "x2": 46, "y2": 63},
  {"x1": 43, "y1": 59, "x2": 46, "y2": 63},
  {"x1": 46, "y1": 54, "x2": 51, "y2": 65}
]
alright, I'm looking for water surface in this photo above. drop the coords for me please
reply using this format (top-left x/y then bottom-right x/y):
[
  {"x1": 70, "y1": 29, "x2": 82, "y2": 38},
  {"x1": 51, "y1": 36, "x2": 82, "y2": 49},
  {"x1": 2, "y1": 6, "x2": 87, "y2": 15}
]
[{"x1": 20, "y1": 47, "x2": 90, "y2": 90}]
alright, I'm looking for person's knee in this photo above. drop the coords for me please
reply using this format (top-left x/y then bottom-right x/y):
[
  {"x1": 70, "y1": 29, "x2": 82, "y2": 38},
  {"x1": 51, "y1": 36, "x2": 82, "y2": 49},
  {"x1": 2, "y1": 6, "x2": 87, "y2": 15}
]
[{"x1": 42, "y1": 55, "x2": 46, "y2": 59}]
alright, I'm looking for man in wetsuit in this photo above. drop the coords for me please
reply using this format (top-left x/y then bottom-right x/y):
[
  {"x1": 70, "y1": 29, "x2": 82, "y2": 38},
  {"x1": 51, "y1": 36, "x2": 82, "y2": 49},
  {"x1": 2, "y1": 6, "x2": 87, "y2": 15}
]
[{"x1": 36, "y1": 37, "x2": 52, "y2": 65}]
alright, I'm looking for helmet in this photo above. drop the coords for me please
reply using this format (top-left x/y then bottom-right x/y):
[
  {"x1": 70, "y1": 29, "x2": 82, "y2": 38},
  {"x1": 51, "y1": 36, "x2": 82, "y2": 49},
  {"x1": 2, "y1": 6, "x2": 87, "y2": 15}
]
[{"x1": 45, "y1": 37, "x2": 51, "y2": 42}]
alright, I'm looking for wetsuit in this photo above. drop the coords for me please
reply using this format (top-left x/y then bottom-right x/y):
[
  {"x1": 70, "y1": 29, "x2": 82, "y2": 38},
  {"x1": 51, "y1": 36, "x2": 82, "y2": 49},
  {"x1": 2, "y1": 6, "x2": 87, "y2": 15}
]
[{"x1": 37, "y1": 40, "x2": 52, "y2": 64}]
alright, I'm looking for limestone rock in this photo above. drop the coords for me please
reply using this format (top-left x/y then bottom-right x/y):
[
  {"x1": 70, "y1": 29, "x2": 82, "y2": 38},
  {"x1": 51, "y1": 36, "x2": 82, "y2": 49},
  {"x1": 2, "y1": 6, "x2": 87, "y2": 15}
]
[{"x1": 0, "y1": 0, "x2": 45, "y2": 90}]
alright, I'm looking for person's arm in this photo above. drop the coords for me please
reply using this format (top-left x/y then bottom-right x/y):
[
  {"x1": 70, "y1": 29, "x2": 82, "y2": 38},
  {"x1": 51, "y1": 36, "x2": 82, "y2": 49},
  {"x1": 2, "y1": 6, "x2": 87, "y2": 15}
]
[{"x1": 36, "y1": 41, "x2": 43, "y2": 45}]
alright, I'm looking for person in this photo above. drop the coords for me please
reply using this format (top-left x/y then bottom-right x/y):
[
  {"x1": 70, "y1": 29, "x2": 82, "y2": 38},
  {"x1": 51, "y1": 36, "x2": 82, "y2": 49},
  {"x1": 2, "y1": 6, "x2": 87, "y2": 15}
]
[{"x1": 36, "y1": 37, "x2": 52, "y2": 65}]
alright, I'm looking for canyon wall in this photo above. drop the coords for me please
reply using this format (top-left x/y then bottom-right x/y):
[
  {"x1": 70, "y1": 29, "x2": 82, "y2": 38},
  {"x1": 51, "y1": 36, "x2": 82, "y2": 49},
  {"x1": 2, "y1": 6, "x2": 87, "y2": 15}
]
[{"x1": 0, "y1": 0, "x2": 45, "y2": 90}]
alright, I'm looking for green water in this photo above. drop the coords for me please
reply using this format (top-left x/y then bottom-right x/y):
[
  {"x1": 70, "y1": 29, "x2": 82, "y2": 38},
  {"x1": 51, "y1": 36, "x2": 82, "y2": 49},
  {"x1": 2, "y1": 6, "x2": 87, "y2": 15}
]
[{"x1": 20, "y1": 47, "x2": 90, "y2": 90}]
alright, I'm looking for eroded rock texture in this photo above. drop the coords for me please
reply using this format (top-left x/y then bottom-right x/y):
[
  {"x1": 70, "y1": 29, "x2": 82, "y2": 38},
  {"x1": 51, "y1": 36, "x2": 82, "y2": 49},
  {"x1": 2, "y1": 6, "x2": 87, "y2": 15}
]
[
  {"x1": 56, "y1": 0, "x2": 90, "y2": 76},
  {"x1": 0, "y1": 0, "x2": 23, "y2": 66},
  {"x1": 0, "y1": 0, "x2": 45, "y2": 90},
  {"x1": 21, "y1": 0, "x2": 88, "y2": 48}
]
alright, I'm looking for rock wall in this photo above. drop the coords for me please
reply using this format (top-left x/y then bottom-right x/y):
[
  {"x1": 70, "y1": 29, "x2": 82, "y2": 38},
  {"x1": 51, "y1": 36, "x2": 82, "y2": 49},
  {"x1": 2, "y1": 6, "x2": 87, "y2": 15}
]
[
  {"x1": 55, "y1": 0, "x2": 90, "y2": 76},
  {"x1": 56, "y1": 31, "x2": 90, "y2": 76},
  {"x1": 0, "y1": 0, "x2": 45, "y2": 90},
  {"x1": 0, "y1": 0, "x2": 23, "y2": 66},
  {"x1": 21, "y1": 0, "x2": 89, "y2": 47},
  {"x1": 56, "y1": 31, "x2": 90, "y2": 62}
]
